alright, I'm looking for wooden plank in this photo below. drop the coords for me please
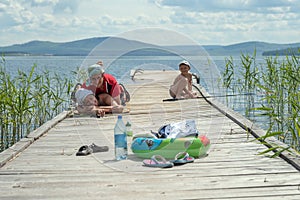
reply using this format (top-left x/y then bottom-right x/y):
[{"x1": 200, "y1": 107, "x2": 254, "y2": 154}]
[
  {"x1": 0, "y1": 111, "x2": 70, "y2": 168},
  {"x1": 0, "y1": 70, "x2": 300, "y2": 200}
]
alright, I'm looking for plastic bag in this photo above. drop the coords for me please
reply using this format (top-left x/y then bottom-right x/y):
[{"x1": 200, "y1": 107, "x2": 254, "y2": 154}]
[{"x1": 156, "y1": 120, "x2": 199, "y2": 138}]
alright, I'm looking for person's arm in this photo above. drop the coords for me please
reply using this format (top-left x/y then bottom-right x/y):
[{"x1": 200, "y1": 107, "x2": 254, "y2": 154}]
[
  {"x1": 183, "y1": 74, "x2": 196, "y2": 98},
  {"x1": 187, "y1": 73, "x2": 193, "y2": 91},
  {"x1": 109, "y1": 76, "x2": 122, "y2": 105},
  {"x1": 183, "y1": 87, "x2": 195, "y2": 98},
  {"x1": 93, "y1": 107, "x2": 105, "y2": 117},
  {"x1": 77, "y1": 105, "x2": 94, "y2": 113},
  {"x1": 77, "y1": 105, "x2": 106, "y2": 117},
  {"x1": 96, "y1": 105, "x2": 123, "y2": 113}
]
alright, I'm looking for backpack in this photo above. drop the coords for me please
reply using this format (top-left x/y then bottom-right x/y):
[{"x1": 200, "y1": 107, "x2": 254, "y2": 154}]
[{"x1": 119, "y1": 83, "x2": 130, "y2": 106}]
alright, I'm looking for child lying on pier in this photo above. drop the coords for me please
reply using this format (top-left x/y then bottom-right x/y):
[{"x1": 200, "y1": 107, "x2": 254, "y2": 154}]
[
  {"x1": 169, "y1": 60, "x2": 198, "y2": 99},
  {"x1": 75, "y1": 88, "x2": 123, "y2": 117}
]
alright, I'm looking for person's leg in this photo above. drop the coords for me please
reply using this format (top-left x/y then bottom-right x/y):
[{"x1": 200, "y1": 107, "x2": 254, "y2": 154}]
[
  {"x1": 98, "y1": 93, "x2": 123, "y2": 113},
  {"x1": 169, "y1": 89, "x2": 176, "y2": 98},
  {"x1": 113, "y1": 95, "x2": 121, "y2": 105},
  {"x1": 170, "y1": 76, "x2": 188, "y2": 99},
  {"x1": 98, "y1": 93, "x2": 114, "y2": 106}
]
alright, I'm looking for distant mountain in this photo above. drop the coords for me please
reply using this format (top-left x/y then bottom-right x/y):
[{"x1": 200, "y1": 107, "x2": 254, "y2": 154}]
[
  {"x1": 0, "y1": 37, "x2": 299, "y2": 56},
  {"x1": 262, "y1": 46, "x2": 300, "y2": 56},
  {"x1": 0, "y1": 37, "x2": 175, "y2": 56},
  {"x1": 0, "y1": 37, "x2": 110, "y2": 56},
  {"x1": 204, "y1": 41, "x2": 300, "y2": 56}
]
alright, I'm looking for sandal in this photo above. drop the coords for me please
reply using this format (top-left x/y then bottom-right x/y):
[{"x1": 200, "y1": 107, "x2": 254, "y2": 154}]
[
  {"x1": 170, "y1": 152, "x2": 195, "y2": 165},
  {"x1": 76, "y1": 145, "x2": 93, "y2": 156},
  {"x1": 76, "y1": 143, "x2": 109, "y2": 156},
  {"x1": 89, "y1": 143, "x2": 109, "y2": 153},
  {"x1": 143, "y1": 155, "x2": 174, "y2": 168}
]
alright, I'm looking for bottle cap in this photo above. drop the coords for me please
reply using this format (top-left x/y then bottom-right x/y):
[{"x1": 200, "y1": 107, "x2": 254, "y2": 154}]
[{"x1": 118, "y1": 115, "x2": 122, "y2": 119}]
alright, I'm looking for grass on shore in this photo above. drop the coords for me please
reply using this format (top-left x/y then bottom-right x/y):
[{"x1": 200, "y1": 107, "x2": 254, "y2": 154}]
[
  {"x1": 0, "y1": 57, "x2": 73, "y2": 152},
  {"x1": 222, "y1": 52, "x2": 300, "y2": 155}
]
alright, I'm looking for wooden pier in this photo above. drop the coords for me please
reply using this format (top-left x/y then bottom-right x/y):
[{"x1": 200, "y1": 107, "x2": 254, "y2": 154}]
[{"x1": 1, "y1": 70, "x2": 300, "y2": 199}]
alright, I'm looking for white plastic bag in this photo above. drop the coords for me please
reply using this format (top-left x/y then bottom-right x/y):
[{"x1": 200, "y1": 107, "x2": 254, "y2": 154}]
[{"x1": 158, "y1": 120, "x2": 198, "y2": 138}]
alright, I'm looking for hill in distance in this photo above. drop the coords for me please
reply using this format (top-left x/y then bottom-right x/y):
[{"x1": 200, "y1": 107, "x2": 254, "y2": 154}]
[{"x1": 0, "y1": 37, "x2": 299, "y2": 56}]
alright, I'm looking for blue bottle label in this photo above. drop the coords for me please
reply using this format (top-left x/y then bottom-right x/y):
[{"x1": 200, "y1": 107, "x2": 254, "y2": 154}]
[{"x1": 114, "y1": 134, "x2": 127, "y2": 148}]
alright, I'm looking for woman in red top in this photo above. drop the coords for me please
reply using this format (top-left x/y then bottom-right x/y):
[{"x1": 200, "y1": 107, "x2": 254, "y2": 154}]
[{"x1": 81, "y1": 62, "x2": 123, "y2": 113}]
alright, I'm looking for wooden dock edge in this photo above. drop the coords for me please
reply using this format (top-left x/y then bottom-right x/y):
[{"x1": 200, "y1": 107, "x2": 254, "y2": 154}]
[
  {"x1": 0, "y1": 110, "x2": 72, "y2": 168},
  {"x1": 199, "y1": 87, "x2": 300, "y2": 171}
]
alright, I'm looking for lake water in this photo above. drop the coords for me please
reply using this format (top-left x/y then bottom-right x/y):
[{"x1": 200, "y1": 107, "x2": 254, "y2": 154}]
[
  {"x1": 2, "y1": 55, "x2": 226, "y2": 81},
  {"x1": 1, "y1": 55, "x2": 268, "y2": 129}
]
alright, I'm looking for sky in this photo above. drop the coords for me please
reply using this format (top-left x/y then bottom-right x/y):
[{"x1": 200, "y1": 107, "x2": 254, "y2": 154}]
[{"x1": 0, "y1": 0, "x2": 300, "y2": 46}]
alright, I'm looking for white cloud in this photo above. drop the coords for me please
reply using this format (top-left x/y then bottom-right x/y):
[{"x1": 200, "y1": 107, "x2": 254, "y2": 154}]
[
  {"x1": 0, "y1": 0, "x2": 299, "y2": 46},
  {"x1": 170, "y1": 11, "x2": 200, "y2": 24},
  {"x1": 53, "y1": 0, "x2": 80, "y2": 14},
  {"x1": 156, "y1": 0, "x2": 300, "y2": 13},
  {"x1": 28, "y1": 0, "x2": 58, "y2": 7}
]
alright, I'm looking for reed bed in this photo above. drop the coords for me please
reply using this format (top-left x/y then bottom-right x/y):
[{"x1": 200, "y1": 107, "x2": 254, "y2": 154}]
[
  {"x1": 222, "y1": 52, "x2": 300, "y2": 154},
  {"x1": 0, "y1": 57, "x2": 73, "y2": 152}
]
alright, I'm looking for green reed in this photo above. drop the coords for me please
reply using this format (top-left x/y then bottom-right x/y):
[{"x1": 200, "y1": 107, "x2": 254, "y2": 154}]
[
  {"x1": 222, "y1": 51, "x2": 259, "y2": 118},
  {"x1": 222, "y1": 51, "x2": 300, "y2": 154},
  {"x1": 238, "y1": 51, "x2": 260, "y2": 118},
  {"x1": 223, "y1": 56, "x2": 235, "y2": 92},
  {"x1": 0, "y1": 58, "x2": 73, "y2": 152}
]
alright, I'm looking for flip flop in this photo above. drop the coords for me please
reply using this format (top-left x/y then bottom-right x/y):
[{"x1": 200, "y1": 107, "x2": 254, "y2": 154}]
[
  {"x1": 170, "y1": 152, "x2": 195, "y2": 165},
  {"x1": 76, "y1": 145, "x2": 93, "y2": 156},
  {"x1": 89, "y1": 143, "x2": 109, "y2": 153},
  {"x1": 143, "y1": 155, "x2": 174, "y2": 168},
  {"x1": 76, "y1": 143, "x2": 109, "y2": 156}
]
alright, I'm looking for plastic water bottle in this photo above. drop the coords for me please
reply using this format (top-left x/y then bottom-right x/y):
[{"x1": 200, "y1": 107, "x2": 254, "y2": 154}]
[
  {"x1": 125, "y1": 122, "x2": 133, "y2": 136},
  {"x1": 114, "y1": 115, "x2": 128, "y2": 160}
]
